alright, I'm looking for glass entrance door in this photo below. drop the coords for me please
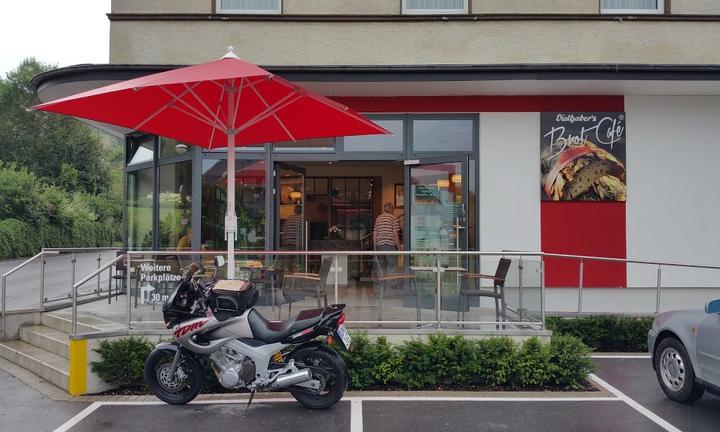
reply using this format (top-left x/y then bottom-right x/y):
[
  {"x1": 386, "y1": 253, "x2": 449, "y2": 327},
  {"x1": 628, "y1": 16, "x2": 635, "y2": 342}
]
[
  {"x1": 275, "y1": 163, "x2": 306, "y2": 252},
  {"x1": 405, "y1": 157, "x2": 468, "y2": 255}
]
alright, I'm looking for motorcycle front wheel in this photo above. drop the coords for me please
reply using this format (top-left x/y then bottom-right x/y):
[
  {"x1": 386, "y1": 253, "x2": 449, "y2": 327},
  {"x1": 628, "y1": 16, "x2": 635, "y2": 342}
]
[
  {"x1": 144, "y1": 348, "x2": 203, "y2": 405},
  {"x1": 289, "y1": 348, "x2": 347, "y2": 409}
]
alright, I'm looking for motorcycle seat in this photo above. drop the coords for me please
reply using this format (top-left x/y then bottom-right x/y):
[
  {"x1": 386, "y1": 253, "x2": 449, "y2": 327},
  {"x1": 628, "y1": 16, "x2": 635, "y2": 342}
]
[{"x1": 247, "y1": 308, "x2": 324, "y2": 344}]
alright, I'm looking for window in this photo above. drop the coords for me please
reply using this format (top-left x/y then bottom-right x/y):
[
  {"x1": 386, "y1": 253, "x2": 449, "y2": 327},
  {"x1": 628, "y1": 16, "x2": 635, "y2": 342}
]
[
  {"x1": 217, "y1": 0, "x2": 281, "y2": 14},
  {"x1": 158, "y1": 161, "x2": 192, "y2": 251},
  {"x1": 601, "y1": 0, "x2": 663, "y2": 14},
  {"x1": 127, "y1": 136, "x2": 154, "y2": 166},
  {"x1": 343, "y1": 119, "x2": 404, "y2": 153},
  {"x1": 412, "y1": 119, "x2": 474, "y2": 153},
  {"x1": 127, "y1": 168, "x2": 154, "y2": 250},
  {"x1": 402, "y1": 0, "x2": 468, "y2": 15}
]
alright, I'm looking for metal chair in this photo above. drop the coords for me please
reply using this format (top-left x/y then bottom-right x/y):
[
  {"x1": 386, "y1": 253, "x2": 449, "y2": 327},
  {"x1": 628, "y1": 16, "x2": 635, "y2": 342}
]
[
  {"x1": 372, "y1": 255, "x2": 419, "y2": 322},
  {"x1": 281, "y1": 256, "x2": 333, "y2": 315},
  {"x1": 458, "y1": 258, "x2": 512, "y2": 328}
]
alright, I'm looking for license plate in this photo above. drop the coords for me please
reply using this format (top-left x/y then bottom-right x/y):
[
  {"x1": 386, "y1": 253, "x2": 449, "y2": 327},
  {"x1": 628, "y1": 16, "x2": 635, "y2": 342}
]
[{"x1": 336, "y1": 325, "x2": 352, "y2": 350}]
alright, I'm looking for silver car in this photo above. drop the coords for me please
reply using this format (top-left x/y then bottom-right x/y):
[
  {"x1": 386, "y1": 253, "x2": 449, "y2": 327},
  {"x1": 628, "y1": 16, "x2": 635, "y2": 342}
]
[{"x1": 648, "y1": 298, "x2": 720, "y2": 402}]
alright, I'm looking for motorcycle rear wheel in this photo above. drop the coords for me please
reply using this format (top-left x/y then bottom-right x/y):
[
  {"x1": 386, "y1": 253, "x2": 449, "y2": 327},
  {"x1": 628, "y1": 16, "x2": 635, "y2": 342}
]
[
  {"x1": 289, "y1": 348, "x2": 347, "y2": 409},
  {"x1": 144, "y1": 348, "x2": 203, "y2": 405}
]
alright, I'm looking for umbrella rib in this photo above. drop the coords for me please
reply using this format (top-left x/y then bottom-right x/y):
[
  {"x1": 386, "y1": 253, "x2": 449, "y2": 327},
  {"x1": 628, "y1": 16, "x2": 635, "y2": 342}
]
[
  {"x1": 207, "y1": 81, "x2": 225, "y2": 150},
  {"x1": 157, "y1": 85, "x2": 226, "y2": 131},
  {"x1": 234, "y1": 91, "x2": 303, "y2": 135},
  {"x1": 182, "y1": 83, "x2": 227, "y2": 130},
  {"x1": 231, "y1": 77, "x2": 244, "y2": 131},
  {"x1": 133, "y1": 82, "x2": 200, "y2": 131},
  {"x1": 247, "y1": 79, "x2": 296, "y2": 141},
  {"x1": 169, "y1": 104, "x2": 228, "y2": 132}
]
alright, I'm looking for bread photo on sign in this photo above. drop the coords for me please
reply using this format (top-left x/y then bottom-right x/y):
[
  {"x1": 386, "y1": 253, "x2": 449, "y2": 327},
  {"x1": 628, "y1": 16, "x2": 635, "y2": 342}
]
[{"x1": 541, "y1": 140, "x2": 626, "y2": 201}]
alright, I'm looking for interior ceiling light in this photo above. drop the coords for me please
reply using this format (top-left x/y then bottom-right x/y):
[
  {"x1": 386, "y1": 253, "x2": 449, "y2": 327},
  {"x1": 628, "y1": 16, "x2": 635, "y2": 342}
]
[
  {"x1": 451, "y1": 174, "x2": 461, "y2": 183},
  {"x1": 437, "y1": 179, "x2": 450, "y2": 188}
]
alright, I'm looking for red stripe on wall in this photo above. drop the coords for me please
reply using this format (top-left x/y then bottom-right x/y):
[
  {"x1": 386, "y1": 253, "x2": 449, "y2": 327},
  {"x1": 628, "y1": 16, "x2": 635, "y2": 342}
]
[
  {"x1": 333, "y1": 96, "x2": 625, "y2": 113},
  {"x1": 541, "y1": 201, "x2": 627, "y2": 288}
]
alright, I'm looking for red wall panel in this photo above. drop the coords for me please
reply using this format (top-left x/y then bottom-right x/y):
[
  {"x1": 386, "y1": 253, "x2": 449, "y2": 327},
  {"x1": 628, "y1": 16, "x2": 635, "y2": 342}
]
[{"x1": 541, "y1": 201, "x2": 627, "y2": 288}]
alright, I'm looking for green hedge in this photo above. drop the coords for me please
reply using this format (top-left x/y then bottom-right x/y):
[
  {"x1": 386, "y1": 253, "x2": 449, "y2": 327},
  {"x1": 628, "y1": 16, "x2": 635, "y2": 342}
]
[
  {"x1": 546, "y1": 315, "x2": 654, "y2": 352},
  {"x1": 0, "y1": 219, "x2": 40, "y2": 259},
  {"x1": 90, "y1": 334, "x2": 594, "y2": 393},
  {"x1": 337, "y1": 334, "x2": 593, "y2": 390}
]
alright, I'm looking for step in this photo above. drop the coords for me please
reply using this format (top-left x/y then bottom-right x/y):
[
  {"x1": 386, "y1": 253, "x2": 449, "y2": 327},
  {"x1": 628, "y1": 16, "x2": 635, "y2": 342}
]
[
  {"x1": 0, "y1": 340, "x2": 69, "y2": 391},
  {"x1": 19, "y1": 326, "x2": 70, "y2": 359},
  {"x1": 41, "y1": 312, "x2": 124, "y2": 334}
]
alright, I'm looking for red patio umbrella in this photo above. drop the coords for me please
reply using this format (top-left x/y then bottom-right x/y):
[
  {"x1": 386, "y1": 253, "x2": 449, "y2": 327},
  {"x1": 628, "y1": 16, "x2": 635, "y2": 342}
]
[{"x1": 33, "y1": 48, "x2": 389, "y2": 278}]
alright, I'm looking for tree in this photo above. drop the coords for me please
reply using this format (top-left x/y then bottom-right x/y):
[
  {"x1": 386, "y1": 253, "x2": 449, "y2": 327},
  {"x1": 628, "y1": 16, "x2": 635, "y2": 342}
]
[{"x1": 0, "y1": 58, "x2": 110, "y2": 194}]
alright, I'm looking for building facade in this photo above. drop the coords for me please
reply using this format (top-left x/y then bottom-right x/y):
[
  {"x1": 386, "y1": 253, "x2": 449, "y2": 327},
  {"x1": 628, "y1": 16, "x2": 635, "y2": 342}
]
[{"x1": 34, "y1": 0, "x2": 720, "y2": 290}]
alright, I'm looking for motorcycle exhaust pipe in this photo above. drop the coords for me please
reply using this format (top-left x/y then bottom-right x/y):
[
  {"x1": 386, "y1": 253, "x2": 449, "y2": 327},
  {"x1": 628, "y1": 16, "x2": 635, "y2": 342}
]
[{"x1": 270, "y1": 369, "x2": 312, "y2": 390}]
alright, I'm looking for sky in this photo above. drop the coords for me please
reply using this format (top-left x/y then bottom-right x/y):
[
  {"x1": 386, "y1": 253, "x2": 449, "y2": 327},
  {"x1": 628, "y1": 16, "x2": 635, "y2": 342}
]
[{"x1": 0, "y1": 0, "x2": 110, "y2": 77}]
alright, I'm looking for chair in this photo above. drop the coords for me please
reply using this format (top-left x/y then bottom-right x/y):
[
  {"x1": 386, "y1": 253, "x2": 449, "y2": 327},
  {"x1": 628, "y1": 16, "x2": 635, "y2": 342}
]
[
  {"x1": 281, "y1": 256, "x2": 333, "y2": 315},
  {"x1": 458, "y1": 258, "x2": 512, "y2": 328},
  {"x1": 372, "y1": 255, "x2": 419, "y2": 322}
]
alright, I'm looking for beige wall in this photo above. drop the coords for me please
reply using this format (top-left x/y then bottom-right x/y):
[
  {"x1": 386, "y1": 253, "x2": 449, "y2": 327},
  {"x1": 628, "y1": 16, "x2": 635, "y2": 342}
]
[
  {"x1": 672, "y1": 0, "x2": 720, "y2": 15},
  {"x1": 111, "y1": 20, "x2": 720, "y2": 66},
  {"x1": 284, "y1": 0, "x2": 399, "y2": 15},
  {"x1": 472, "y1": 0, "x2": 597, "y2": 14},
  {"x1": 112, "y1": 0, "x2": 212, "y2": 14}
]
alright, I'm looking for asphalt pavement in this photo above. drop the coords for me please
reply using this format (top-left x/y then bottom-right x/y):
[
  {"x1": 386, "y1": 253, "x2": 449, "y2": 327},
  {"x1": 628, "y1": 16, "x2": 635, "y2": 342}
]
[
  {"x1": 3, "y1": 356, "x2": 720, "y2": 432},
  {"x1": 0, "y1": 369, "x2": 87, "y2": 432}
]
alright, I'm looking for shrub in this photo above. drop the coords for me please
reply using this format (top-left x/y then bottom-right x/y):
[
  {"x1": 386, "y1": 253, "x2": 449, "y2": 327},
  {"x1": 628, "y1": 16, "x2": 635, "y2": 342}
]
[
  {"x1": 0, "y1": 219, "x2": 40, "y2": 258},
  {"x1": 547, "y1": 315, "x2": 654, "y2": 352},
  {"x1": 512, "y1": 337, "x2": 552, "y2": 387},
  {"x1": 546, "y1": 335, "x2": 594, "y2": 390},
  {"x1": 475, "y1": 337, "x2": 517, "y2": 387},
  {"x1": 90, "y1": 337, "x2": 154, "y2": 388},
  {"x1": 336, "y1": 334, "x2": 401, "y2": 389}
]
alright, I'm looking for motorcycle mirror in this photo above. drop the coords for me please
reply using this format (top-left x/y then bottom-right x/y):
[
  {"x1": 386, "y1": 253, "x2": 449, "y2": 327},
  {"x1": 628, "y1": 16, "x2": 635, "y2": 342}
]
[
  {"x1": 705, "y1": 298, "x2": 720, "y2": 314},
  {"x1": 214, "y1": 255, "x2": 226, "y2": 268}
]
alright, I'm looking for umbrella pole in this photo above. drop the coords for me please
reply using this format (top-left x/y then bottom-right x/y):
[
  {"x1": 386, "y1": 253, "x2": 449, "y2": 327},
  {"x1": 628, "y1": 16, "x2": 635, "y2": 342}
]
[{"x1": 226, "y1": 132, "x2": 237, "y2": 280}]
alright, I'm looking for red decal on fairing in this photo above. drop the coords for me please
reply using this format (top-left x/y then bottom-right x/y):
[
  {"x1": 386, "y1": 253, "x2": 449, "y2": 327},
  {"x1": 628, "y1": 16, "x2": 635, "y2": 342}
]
[{"x1": 174, "y1": 319, "x2": 208, "y2": 338}]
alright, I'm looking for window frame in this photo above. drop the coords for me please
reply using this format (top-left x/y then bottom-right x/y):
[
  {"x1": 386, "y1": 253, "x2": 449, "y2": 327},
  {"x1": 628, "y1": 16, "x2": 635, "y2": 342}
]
[
  {"x1": 401, "y1": 0, "x2": 468, "y2": 15},
  {"x1": 216, "y1": 0, "x2": 282, "y2": 15},
  {"x1": 600, "y1": 0, "x2": 664, "y2": 14}
]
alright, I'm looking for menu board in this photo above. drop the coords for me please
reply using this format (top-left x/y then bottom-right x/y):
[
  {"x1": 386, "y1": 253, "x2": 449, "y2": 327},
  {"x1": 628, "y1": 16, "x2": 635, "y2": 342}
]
[{"x1": 540, "y1": 112, "x2": 627, "y2": 201}]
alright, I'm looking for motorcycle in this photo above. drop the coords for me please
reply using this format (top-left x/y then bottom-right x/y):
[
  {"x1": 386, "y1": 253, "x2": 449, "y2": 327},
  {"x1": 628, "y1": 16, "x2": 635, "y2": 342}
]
[{"x1": 143, "y1": 257, "x2": 352, "y2": 410}]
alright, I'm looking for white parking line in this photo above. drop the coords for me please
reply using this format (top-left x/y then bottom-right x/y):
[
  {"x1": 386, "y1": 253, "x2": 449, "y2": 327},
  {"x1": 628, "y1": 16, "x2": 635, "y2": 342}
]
[
  {"x1": 52, "y1": 402, "x2": 102, "y2": 432},
  {"x1": 589, "y1": 373, "x2": 682, "y2": 432},
  {"x1": 351, "y1": 399, "x2": 363, "y2": 432}
]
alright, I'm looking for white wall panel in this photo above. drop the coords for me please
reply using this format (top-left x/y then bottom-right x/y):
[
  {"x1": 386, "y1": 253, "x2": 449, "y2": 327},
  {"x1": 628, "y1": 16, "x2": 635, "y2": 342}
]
[
  {"x1": 626, "y1": 96, "x2": 720, "y2": 287},
  {"x1": 479, "y1": 113, "x2": 541, "y2": 254}
]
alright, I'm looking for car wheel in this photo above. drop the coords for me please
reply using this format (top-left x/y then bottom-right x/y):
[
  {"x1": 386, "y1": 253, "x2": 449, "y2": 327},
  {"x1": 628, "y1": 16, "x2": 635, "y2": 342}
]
[{"x1": 654, "y1": 337, "x2": 704, "y2": 403}]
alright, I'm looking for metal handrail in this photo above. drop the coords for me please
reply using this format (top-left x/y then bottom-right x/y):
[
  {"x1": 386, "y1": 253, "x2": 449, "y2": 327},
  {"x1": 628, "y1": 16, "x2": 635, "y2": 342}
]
[
  {"x1": 70, "y1": 254, "x2": 127, "y2": 335},
  {"x1": 1, "y1": 250, "x2": 60, "y2": 337},
  {"x1": 42, "y1": 247, "x2": 121, "y2": 252}
]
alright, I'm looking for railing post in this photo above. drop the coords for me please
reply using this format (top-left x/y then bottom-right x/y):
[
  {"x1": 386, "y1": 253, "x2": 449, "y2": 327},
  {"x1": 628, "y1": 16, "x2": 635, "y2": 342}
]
[
  {"x1": 96, "y1": 251, "x2": 102, "y2": 295},
  {"x1": 436, "y1": 254, "x2": 442, "y2": 329},
  {"x1": 334, "y1": 253, "x2": 339, "y2": 305},
  {"x1": 40, "y1": 252, "x2": 46, "y2": 308},
  {"x1": 540, "y1": 259, "x2": 546, "y2": 330},
  {"x1": 518, "y1": 257, "x2": 524, "y2": 320},
  {"x1": 656, "y1": 265, "x2": 662, "y2": 314},
  {"x1": 1, "y1": 275, "x2": 6, "y2": 338},
  {"x1": 71, "y1": 253, "x2": 77, "y2": 335},
  {"x1": 126, "y1": 254, "x2": 132, "y2": 330},
  {"x1": 577, "y1": 259, "x2": 584, "y2": 314},
  {"x1": 107, "y1": 266, "x2": 112, "y2": 305}
]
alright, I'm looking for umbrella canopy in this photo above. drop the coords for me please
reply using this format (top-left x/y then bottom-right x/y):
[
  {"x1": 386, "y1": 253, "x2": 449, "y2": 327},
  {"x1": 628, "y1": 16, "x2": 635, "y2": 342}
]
[{"x1": 33, "y1": 48, "x2": 389, "y2": 278}]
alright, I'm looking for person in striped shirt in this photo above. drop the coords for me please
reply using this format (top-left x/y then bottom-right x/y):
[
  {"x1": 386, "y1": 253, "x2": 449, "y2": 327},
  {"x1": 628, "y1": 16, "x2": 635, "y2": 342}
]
[{"x1": 374, "y1": 202, "x2": 402, "y2": 274}]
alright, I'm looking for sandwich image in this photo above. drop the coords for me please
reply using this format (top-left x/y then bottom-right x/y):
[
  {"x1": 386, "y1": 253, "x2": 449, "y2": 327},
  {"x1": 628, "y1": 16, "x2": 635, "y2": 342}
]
[{"x1": 541, "y1": 140, "x2": 626, "y2": 201}]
